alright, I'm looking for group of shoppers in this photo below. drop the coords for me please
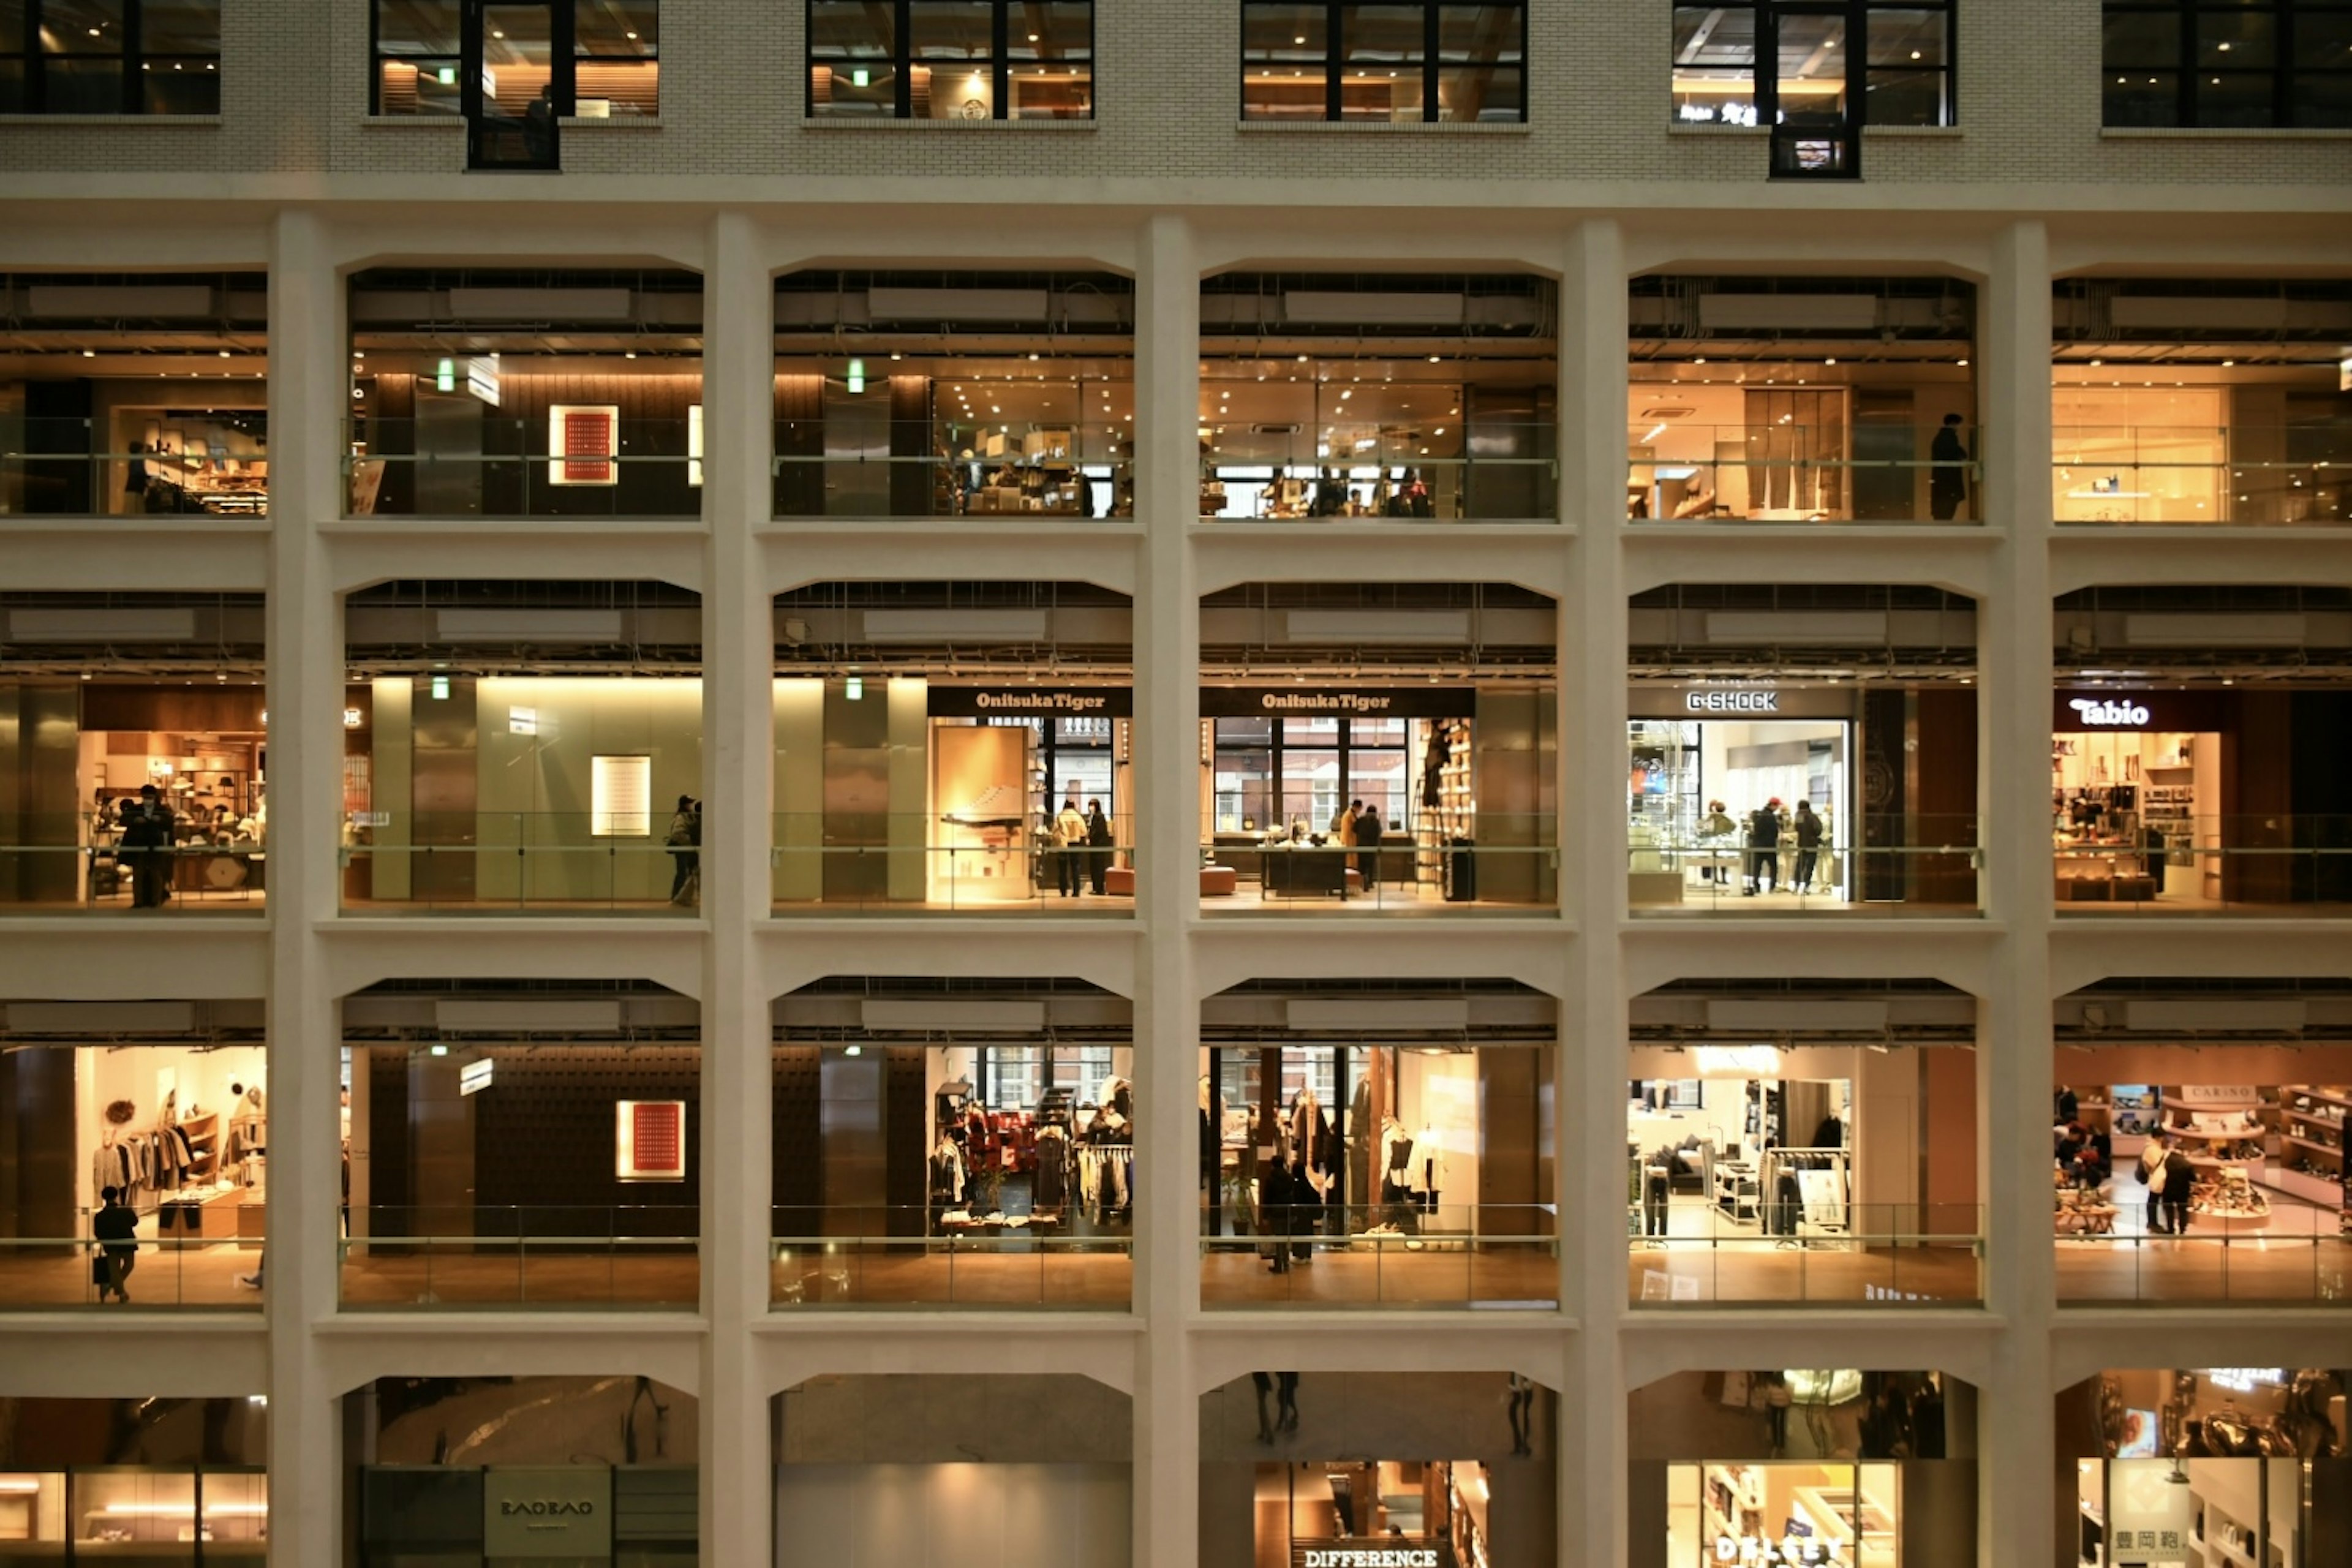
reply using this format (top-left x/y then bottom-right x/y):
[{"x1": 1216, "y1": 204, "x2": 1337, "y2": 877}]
[
  {"x1": 1047, "y1": 797, "x2": 1115, "y2": 897},
  {"x1": 1324, "y1": 797, "x2": 1386, "y2": 892},
  {"x1": 1698, "y1": 796, "x2": 1827, "y2": 896},
  {"x1": 2133, "y1": 1135, "x2": 2200, "y2": 1236}
]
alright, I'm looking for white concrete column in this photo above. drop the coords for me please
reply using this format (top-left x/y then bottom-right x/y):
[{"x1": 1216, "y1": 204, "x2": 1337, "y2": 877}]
[
  {"x1": 1131, "y1": 209, "x2": 1200, "y2": 1568},
  {"x1": 262, "y1": 206, "x2": 348, "y2": 1568},
  {"x1": 1561, "y1": 217, "x2": 1632, "y2": 1568},
  {"x1": 698, "y1": 209, "x2": 775, "y2": 1568},
  {"x1": 1977, "y1": 218, "x2": 2057, "y2": 1568}
]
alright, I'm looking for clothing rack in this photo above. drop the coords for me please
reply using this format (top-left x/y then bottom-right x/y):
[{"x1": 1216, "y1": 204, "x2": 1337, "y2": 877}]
[
  {"x1": 1760, "y1": 1147, "x2": 1851, "y2": 1240},
  {"x1": 1077, "y1": 1142, "x2": 1133, "y2": 1223}
]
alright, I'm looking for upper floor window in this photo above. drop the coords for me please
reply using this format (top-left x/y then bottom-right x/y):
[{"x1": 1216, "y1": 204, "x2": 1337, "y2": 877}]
[
  {"x1": 2102, "y1": 3, "x2": 2352, "y2": 128},
  {"x1": 372, "y1": 1, "x2": 660, "y2": 119},
  {"x1": 808, "y1": 1, "x2": 1095, "y2": 119},
  {"x1": 0, "y1": 0, "x2": 220, "y2": 115},
  {"x1": 1670, "y1": 2, "x2": 1954, "y2": 129},
  {"x1": 1242, "y1": 2, "x2": 1526, "y2": 122}
]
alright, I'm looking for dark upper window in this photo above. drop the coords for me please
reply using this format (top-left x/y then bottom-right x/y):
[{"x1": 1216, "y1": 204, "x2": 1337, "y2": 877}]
[
  {"x1": 808, "y1": 1, "x2": 1095, "y2": 119},
  {"x1": 1670, "y1": 2, "x2": 1954, "y2": 129},
  {"x1": 2102, "y1": 3, "x2": 2352, "y2": 129},
  {"x1": 372, "y1": 1, "x2": 660, "y2": 118},
  {"x1": 1242, "y1": 2, "x2": 1526, "y2": 122},
  {"x1": 0, "y1": 0, "x2": 220, "y2": 115}
]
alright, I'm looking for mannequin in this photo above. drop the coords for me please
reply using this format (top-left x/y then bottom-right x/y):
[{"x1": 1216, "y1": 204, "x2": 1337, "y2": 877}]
[
  {"x1": 928, "y1": 1134, "x2": 967, "y2": 1232},
  {"x1": 1289, "y1": 1088, "x2": 1335, "y2": 1259},
  {"x1": 1378, "y1": 1115, "x2": 1417, "y2": 1235}
]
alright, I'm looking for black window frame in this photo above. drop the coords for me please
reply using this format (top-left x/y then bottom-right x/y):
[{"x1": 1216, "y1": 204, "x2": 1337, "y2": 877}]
[
  {"x1": 1668, "y1": 1, "x2": 1958, "y2": 129},
  {"x1": 2100, "y1": 2, "x2": 2352, "y2": 129},
  {"x1": 371, "y1": 1, "x2": 662, "y2": 119},
  {"x1": 1241, "y1": 2, "x2": 1529, "y2": 124},
  {"x1": 0, "y1": 0, "x2": 222, "y2": 116},
  {"x1": 805, "y1": 0, "x2": 1096, "y2": 121}
]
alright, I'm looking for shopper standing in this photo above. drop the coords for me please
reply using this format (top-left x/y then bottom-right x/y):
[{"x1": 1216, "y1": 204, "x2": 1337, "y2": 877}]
[
  {"x1": 1698, "y1": 799, "x2": 1737, "y2": 885},
  {"x1": 2162, "y1": 1144, "x2": 2196, "y2": 1237},
  {"x1": 1084, "y1": 797, "x2": 1113, "y2": 895},
  {"x1": 1744, "y1": 799, "x2": 1782, "y2": 895},
  {"x1": 1354, "y1": 801, "x2": 1382, "y2": 894},
  {"x1": 92, "y1": 1186, "x2": 138, "y2": 1303},
  {"x1": 1761, "y1": 1371, "x2": 1792, "y2": 1455},
  {"x1": 2136, "y1": 1137, "x2": 2171, "y2": 1235},
  {"x1": 118, "y1": 784, "x2": 176, "y2": 908},
  {"x1": 1793, "y1": 801, "x2": 1824, "y2": 894},
  {"x1": 1929, "y1": 413, "x2": 1971, "y2": 521},
  {"x1": 665, "y1": 794, "x2": 699, "y2": 905},
  {"x1": 1055, "y1": 798, "x2": 1087, "y2": 898}
]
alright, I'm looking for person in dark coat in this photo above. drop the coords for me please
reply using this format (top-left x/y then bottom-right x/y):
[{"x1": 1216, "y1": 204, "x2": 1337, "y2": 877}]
[
  {"x1": 1929, "y1": 413, "x2": 1970, "y2": 521},
  {"x1": 93, "y1": 1185, "x2": 138, "y2": 1302},
  {"x1": 665, "y1": 795, "x2": 700, "y2": 904},
  {"x1": 1792, "y1": 800, "x2": 1825, "y2": 892},
  {"x1": 118, "y1": 784, "x2": 176, "y2": 908},
  {"x1": 1084, "y1": 797, "x2": 1114, "y2": 894},
  {"x1": 1353, "y1": 802, "x2": 1382, "y2": 894},
  {"x1": 2162, "y1": 1147, "x2": 2197, "y2": 1236},
  {"x1": 1744, "y1": 799, "x2": 1782, "y2": 895}
]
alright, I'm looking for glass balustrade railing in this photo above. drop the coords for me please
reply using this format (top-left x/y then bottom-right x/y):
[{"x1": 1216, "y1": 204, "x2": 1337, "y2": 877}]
[
  {"x1": 1200, "y1": 1201, "x2": 1558, "y2": 1310},
  {"x1": 773, "y1": 418, "x2": 1133, "y2": 519},
  {"x1": 2053, "y1": 424, "x2": 2352, "y2": 526},
  {"x1": 342, "y1": 417, "x2": 701, "y2": 518},
  {"x1": 769, "y1": 813, "x2": 1136, "y2": 914},
  {"x1": 2053, "y1": 815, "x2": 2352, "y2": 913},
  {"x1": 1199, "y1": 819, "x2": 1558, "y2": 911},
  {"x1": 2, "y1": 421, "x2": 271, "y2": 517},
  {"x1": 1627, "y1": 423, "x2": 1980, "y2": 524},
  {"x1": 1630, "y1": 818, "x2": 1981, "y2": 914},
  {"x1": 338, "y1": 1205, "x2": 698, "y2": 1310},
  {"x1": 0, "y1": 813, "x2": 268, "y2": 914},
  {"x1": 769, "y1": 1205, "x2": 1131, "y2": 1310},
  {"x1": 1627, "y1": 1203, "x2": 1984, "y2": 1306},
  {"x1": 1197, "y1": 429, "x2": 1558, "y2": 523},
  {"x1": 0, "y1": 1211, "x2": 266, "y2": 1311},
  {"x1": 339, "y1": 811, "x2": 703, "y2": 914},
  {"x1": 2056, "y1": 1204, "x2": 2351, "y2": 1305}
]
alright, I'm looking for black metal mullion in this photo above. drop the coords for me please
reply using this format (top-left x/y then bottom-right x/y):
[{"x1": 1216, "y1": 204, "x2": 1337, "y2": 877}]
[
  {"x1": 1327, "y1": 2, "x2": 1342, "y2": 122},
  {"x1": 24, "y1": 0, "x2": 43, "y2": 113},
  {"x1": 2274, "y1": 2, "x2": 2292, "y2": 127},
  {"x1": 554, "y1": 0, "x2": 577, "y2": 115},
  {"x1": 1847, "y1": 0, "x2": 1865, "y2": 127},
  {"x1": 2177, "y1": 1, "x2": 2196, "y2": 127},
  {"x1": 1756, "y1": 2, "x2": 1779, "y2": 128},
  {"x1": 369, "y1": 0, "x2": 381, "y2": 113},
  {"x1": 123, "y1": 0, "x2": 141, "y2": 113},
  {"x1": 992, "y1": 0, "x2": 1007, "y2": 119},
  {"x1": 1423, "y1": 1, "x2": 1438, "y2": 124},
  {"x1": 895, "y1": 0, "x2": 912, "y2": 119}
]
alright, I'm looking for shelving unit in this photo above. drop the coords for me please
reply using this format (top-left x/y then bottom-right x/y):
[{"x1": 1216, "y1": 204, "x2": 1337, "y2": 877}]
[
  {"x1": 2075, "y1": 1085, "x2": 2159, "y2": 1158},
  {"x1": 2274, "y1": 1085, "x2": 2351, "y2": 1212},
  {"x1": 1700, "y1": 1464, "x2": 1766, "y2": 1554},
  {"x1": 1415, "y1": 717, "x2": 1476, "y2": 901},
  {"x1": 1713, "y1": 1160, "x2": 1759, "y2": 1224},
  {"x1": 2159, "y1": 1086, "x2": 2271, "y2": 1178}
]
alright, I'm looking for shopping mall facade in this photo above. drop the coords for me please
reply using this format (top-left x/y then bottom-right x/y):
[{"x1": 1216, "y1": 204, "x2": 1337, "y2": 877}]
[{"x1": 1, "y1": 4, "x2": 2348, "y2": 1566}]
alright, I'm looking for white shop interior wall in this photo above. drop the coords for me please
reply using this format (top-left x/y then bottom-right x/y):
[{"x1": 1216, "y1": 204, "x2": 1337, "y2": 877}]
[
  {"x1": 774, "y1": 1463, "x2": 1131, "y2": 1568},
  {"x1": 75, "y1": 1044, "x2": 268, "y2": 1212}
]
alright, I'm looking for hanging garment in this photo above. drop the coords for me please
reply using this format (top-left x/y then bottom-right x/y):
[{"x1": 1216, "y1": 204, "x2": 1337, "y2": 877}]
[
  {"x1": 927, "y1": 1144, "x2": 965, "y2": 1206},
  {"x1": 1033, "y1": 1128, "x2": 1070, "y2": 1210}
]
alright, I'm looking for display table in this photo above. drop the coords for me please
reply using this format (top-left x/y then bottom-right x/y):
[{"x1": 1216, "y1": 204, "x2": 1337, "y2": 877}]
[
  {"x1": 1102, "y1": 865, "x2": 1236, "y2": 897},
  {"x1": 1260, "y1": 848, "x2": 1351, "y2": 898}
]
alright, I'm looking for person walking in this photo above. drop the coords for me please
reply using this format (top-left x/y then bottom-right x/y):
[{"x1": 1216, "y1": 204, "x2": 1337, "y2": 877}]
[
  {"x1": 118, "y1": 784, "x2": 176, "y2": 909},
  {"x1": 1507, "y1": 1372, "x2": 1537, "y2": 1457},
  {"x1": 1055, "y1": 798, "x2": 1088, "y2": 897},
  {"x1": 1929, "y1": 413, "x2": 1971, "y2": 521},
  {"x1": 664, "y1": 795, "x2": 700, "y2": 905},
  {"x1": 1084, "y1": 797, "x2": 1114, "y2": 895},
  {"x1": 2137, "y1": 1137, "x2": 2171, "y2": 1236},
  {"x1": 93, "y1": 1186, "x2": 138, "y2": 1303},
  {"x1": 1354, "y1": 801, "x2": 1383, "y2": 895},
  {"x1": 1275, "y1": 1371, "x2": 1300, "y2": 1433},
  {"x1": 2162, "y1": 1144, "x2": 2196, "y2": 1237},
  {"x1": 1762, "y1": 1371, "x2": 1792, "y2": 1455},
  {"x1": 1744, "y1": 799, "x2": 1783, "y2": 896},
  {"x1": 1792, "y1": 801, "x2": 1825, "y2": 894}
]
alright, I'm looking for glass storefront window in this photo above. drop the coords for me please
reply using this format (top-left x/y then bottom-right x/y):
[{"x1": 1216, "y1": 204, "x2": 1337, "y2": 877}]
[
  {"x1": 809, "y1": 0, "x2": 1092, "y2": 119},
  {"x1": 1243, "y1": 2, "x2": 1526, "y2": 122},
  {"x1": 372, "y1": 1, "x2": 660, "y2": 118},
  {"x1": 1667, "y1": 4, "x2": 1952, "y2": 129},
  {"x1": 1, "y1": 0, "x2": 219, "y2": 116}
]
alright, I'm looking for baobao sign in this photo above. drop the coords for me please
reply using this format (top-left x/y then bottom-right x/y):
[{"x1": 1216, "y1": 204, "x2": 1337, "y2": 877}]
[
  {"x1": 483, "y1": 1466, "x2": 609, "y2": 1557},
  {"x1": 1292, "y1": 1542, "x2": 1445, "y2": 1568}
]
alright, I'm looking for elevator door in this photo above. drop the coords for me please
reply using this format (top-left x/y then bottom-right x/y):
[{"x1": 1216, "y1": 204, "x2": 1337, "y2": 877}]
[{"x1": 818, "y1": 1053, "x2": 884, "y2": 1238}]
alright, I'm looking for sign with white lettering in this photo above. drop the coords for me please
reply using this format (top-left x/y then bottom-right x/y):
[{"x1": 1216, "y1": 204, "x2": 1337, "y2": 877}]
[
  {"x1": 1292, "y1": 1540, "x2": 1445, "y2": 1568},
  {"x1": 483, "y1": 1467, "x2": 609, "y2": 1556},
  {"x1": 2051, "y1": 690, "x2": 2225, "y2": 733},
  {"x1": 2067, "y1": 697, "x2": 2151, "y2": 728},
  {"x1": 459, "y1": 1058, "x2": 494, "y2": 1097},
  {"x1": 1686, "y1": 688, "x2": 1782, "y2": 714},
  {"x1": 1626, "y1": 685, "x2": 1858, "y2": 720},
  {"x1": 927, "y1": 686, "x2": 1133, "y2": 718},
  {"x1": 1201, "y1": 687, "x2": 1468, "y2": 719},
  {"x1": 1713, "y1": 1534, "x2": 1844, "y2": 1564}
]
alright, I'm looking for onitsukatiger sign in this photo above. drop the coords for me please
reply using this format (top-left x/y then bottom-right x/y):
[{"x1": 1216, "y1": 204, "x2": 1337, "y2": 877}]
[{"x1": 2068, "y1": 697, "x2": 2152, "y2": 727}]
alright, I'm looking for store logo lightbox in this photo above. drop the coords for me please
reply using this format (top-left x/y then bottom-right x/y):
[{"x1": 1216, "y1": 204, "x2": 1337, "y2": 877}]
[
  {"x1": 1686, "y1": 689, "x2": 1781, "y2": 713},
  {"x1": 2068, "y1": 697, "x2": 2152, "y2": 727}
]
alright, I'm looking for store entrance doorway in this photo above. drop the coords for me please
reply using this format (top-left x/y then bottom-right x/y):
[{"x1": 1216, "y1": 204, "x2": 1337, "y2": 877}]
[{"x1": 1629, "y1": 715, "x2": 1852, "y2": 908}]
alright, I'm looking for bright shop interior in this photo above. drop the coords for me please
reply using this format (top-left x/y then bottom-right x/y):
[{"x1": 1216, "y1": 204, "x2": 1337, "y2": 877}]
[
  {"x1": 1630, "y1": 1368, "x2": 1978, "y2": 1568},
  {"x1": 1199, "y1": 582, "x2": 1557, "y2": 908},
  {"x1": 0, "y1": 1395, "x2": 270, "y2": 1561},
  {"x1": 0, "y1": 593, "x2": 270, "y2": 911},
  {"x1": 773, "y1": 268, "x2": 1133, "y2": 519},
  {"x1": 1196, "y1": 270, "x2": 1556, "y2": 523},
  {"x1": 1628, "y1": 274, "x2": 1977, "y2": 523},
  {"x1": 771, "y1": 580, "x2": 1134, "y2": 910},
  {"x1": 2049, "y1": 279, "x2": 2352, "y2": 527},
  {"x1": 2060, "y1": 1368, "x2": 2349, "y2": 1568},
  {"x1": 347, "y1": 266, "x2": 703, "y2": 519},
  {"x1": 1200, "y1": 1370, "x2": 1556, "y2": 1568},
  {"x1": 0, "y1": 270, "x2": 270, "y2": 519}
]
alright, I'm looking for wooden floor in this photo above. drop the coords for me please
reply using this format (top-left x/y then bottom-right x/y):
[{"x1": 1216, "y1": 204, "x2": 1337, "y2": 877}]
[
  {"x1": 1199, "y1": 1241, "x2": 1561, "y2": 1307},
  {"x1": 0, "y1": 1243, "x2": 262, "y2": 1308}
]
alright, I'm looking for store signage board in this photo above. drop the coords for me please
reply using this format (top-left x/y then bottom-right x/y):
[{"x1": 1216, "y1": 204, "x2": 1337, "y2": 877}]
[
  {"x1": 616, "y1": 1099, "x2": 686, "y2": 1182},
  {"x1": 1713, "y1": 1535, "x2": 1844, "y2": 1564},
  {"x1": 1627, "y1": 686, "x2": 1858, "y2": 720},
  {"x1": 483, "y1": 1467, "x2": 609, "y2": 1558},
  {"x1": 1694, "y1": 1045, "x2": 1782, "y2": 1079},
  {"x1": 548, "y1": 405, "x2": 619, "y2": 486},
  {"x1": 929, "y1": 686, "x2": 1134, "y2": 718},
  {"x1": 2052, "y1": 689, "x2": 2226, "y2": 732},
  {"x1": 459, "y1": 1058, "x2": 494, "y2": 1096},
  {"x1": 1202, "y1": 687, "x2": 1468, "y2": 719},
  {"x1": 1292, "y1": 1542, "x2": 1445, "y2": 1568}
]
